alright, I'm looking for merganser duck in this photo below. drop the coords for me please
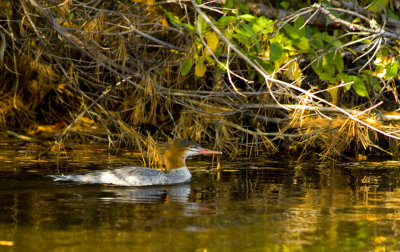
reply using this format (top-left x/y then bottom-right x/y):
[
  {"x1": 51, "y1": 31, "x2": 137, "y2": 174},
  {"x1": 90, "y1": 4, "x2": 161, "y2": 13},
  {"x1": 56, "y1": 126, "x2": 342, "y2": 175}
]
[{"x1": 48, "y1": 140, "x2": 222, "y2": 186}]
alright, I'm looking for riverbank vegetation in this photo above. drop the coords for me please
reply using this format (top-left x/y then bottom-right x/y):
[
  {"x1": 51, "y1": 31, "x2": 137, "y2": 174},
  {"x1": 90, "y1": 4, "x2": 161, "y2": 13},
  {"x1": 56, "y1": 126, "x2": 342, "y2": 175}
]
[{"x1": 1, "y1": 0, "x2": 400, "y2": 161}]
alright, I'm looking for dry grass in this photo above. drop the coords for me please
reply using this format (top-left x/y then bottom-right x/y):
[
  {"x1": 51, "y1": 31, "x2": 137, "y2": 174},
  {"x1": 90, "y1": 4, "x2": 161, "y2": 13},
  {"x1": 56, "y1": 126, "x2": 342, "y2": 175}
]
[{"x1": 0, "y1": 0, "x2": 399, "y2": 162}]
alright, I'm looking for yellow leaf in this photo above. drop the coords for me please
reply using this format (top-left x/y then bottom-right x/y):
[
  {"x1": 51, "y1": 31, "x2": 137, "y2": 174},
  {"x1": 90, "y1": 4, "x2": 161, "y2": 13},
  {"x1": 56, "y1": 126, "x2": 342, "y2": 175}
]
[
  {"x1": 195, "y1": 57, "x2": 207, "y2": 77},
  {"x1": 374, "y1": 57, "x2": 383, "y2": 65},
  {"x1": 376, "y1": 68, "x2": 386, "y2": 78},
  {"x1": 273, "y1": 52, "x2": 288, "y2": 71},
  {"x1": 284, "y1": 61, "x2": 302, "y2": 85},
  {"x1": 352, "y1": 17, "x2": 361, "y2": 24},
  {"x1": 205, "y1": 31, "x2": 219, "y2": 52},
  {"x1": 327, "y1": 84, "x2": 338, "y2": 105},
  {"x1": 375, "y1": 56, "x2": 395, "y2": 66},
  {"x1": 374, "y1": 236, "x2": 387, "y2": 244},
  {"x1": 357, "y1": 154, "x2": 367, "y2": 161}
]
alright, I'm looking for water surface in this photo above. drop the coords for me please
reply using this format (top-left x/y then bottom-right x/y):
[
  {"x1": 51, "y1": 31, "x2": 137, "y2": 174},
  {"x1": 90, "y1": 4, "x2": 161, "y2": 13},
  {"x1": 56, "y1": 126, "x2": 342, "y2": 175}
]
[{"x1": 1, "y1": 141, "x2": 400, "y2": 251}]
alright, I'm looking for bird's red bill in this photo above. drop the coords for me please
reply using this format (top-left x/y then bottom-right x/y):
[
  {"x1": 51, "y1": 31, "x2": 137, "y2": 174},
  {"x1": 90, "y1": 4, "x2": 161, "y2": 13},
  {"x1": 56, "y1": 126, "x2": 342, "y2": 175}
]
[{"x1": 197, "y1": 147, "x2": 222, "y2": 155}]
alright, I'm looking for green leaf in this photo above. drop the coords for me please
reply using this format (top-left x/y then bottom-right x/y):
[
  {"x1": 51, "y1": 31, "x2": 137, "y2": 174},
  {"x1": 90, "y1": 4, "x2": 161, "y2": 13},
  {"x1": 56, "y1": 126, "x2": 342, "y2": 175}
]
[
  {"x1": 224, "y1": 0, "x2": 234, "y2": 8},
  {"x1": 311, "y1": 58, "x2": 336, "y2": 82},
  {"x1": 249, "y1": 71, "x2": 256, "y2": 80},
  {"x1": 239, "y1": 14, "x2": 257, "y2": 23},
  {"x1": 252, "y1": 23, "x2": 264, "y2": 35},
  {"x1": 160, "y1": 7, "x2": 195, "y2": 33},
  {"x1": 339, "y1": 73, "x2": 369, "y2": 97},
  {"x1": 331, "y1": 52, "x2": 344, "y2": 73},
  {"x1": 385, "y1": 63, "x2": 398, "y2": 78},
  {"x1": 330, "y1": 38, "x2": 342, "y2": 49},
  {"x1": 338, "y1": 73, "x2": 352, "y2": 91},
  {"x1": 322, "y1": 55, "x2": 335, "y2": 76},
  {"x1": 362, "y1": 74, "x2": 381, "y2": 92},
  {"x1": 214, "y1": 43, "x2": 223, "y2": 57},
  {"x1": 216, "y1": 16, "x2": 236, "y2": 28},
  {"x1": 182, "y1": 23, "x2": 196, "y2": 33},
  {"x1": 204, "y1": 55, "x2": 215, "y2": 66},
  {"x1": 232, "y1": 33, "x2": 251, "y2": 48},
  {"x1": 270, "y1": 42, "x2": 282, "y2": 62},
  {"x1": 352, "y1": 78, "x2": 368, "y2": 97},
  {"x1": 295, "y1": 38, "x2": 310, "y2": 52},
  {"x1": 252, "y1": 17, "x2": 274, "y2": 35},
  {"x1": 258, "y1": 60, "x2": 274, "y2": 73},
  {"x1": 293, "y1": 16, "x2": 306, "y2": 38},
  {"x1": 374, "y1": 82, "x2": 382, "y2": 91},
  {"x1": 239, "y1": 23, "x2": 260, "y2": 52},
  {"x1": 160, "y1": 7, "x2": 181, "y2": 25},
  {"x1": 280, "y1": 1, "x2": 290, "y2": 9},
  {"x1": 256, "y1": 16, "x2": 272, "y2": 27},
  {"x1": 312, "y1": 33, "x2": 341, "y2": 48},
  {"x1": 310, "y1": 36, "x2": 324, "y2": 50},
  {"x1": 255, "y1": 16, "x2": 274, "y2": 34},
  {"x1": 368, "y1": 0, "x2": 389, "y2": 13},
  {"x1": 238, "y1": 1, "x2": 250, "y2": 14},
  {"x1": 181, "y1": 58, "x2": 193, "y2": 76},
  {"x1": 283, "y1": 23, "x2": 300, "y2": 39},
  {"x1": 197, "y1": 15, "x2": 209, "y2": 35},
  {"x1": 318, "y1": 72, "x2": 336, "y2": 82}
]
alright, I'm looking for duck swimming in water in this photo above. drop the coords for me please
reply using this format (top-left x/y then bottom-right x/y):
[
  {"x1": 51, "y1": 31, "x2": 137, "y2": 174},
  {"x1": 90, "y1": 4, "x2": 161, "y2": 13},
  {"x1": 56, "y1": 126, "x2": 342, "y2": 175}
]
[{"x1": 49, "y1": 140, "x2": 222, "y2": 186}]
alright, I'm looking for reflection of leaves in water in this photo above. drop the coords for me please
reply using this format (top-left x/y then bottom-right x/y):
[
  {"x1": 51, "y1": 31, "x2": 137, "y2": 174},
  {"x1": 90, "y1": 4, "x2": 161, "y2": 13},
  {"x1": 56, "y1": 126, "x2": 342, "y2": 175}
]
[
  {"x1": 0, "y1": 241, "x2": 14, "y2": 246},
  {"x1": 1, "y1": 144, "x2": 400, "y2": 250}
]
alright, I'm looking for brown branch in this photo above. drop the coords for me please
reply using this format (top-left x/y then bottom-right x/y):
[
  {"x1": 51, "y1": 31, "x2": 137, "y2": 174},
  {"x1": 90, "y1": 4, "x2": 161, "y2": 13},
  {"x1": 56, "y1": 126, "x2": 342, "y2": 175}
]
[
  {"x1": 27, "y1": 0, "x2": 144, "y2": 83},
  {"x1": 329, "y1": 0, "x2": 400, "y2": 32},
  {"x1": 6, "y1": 130, "x2": 48, "y2": 146},
  {"x1": 162, "y1": 88, "x2": 400, "y2": 123}
]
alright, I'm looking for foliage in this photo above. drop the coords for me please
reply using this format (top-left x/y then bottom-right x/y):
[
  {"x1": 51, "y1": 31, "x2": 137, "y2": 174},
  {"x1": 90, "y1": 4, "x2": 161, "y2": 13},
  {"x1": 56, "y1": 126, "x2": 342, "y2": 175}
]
[
  {"x1": 160, "y1": 0, "x2": 400, "y2": 159},
  {"x1": 1, "y1": 0, "x2": 400, "y2": 160},
  {"x1": 163, "y1": 1, "x2": 400, "y2": 101}
]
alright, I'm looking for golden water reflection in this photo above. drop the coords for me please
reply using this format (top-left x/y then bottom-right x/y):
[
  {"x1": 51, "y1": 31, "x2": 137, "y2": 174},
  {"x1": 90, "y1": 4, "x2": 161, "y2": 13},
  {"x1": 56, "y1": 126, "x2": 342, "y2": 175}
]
[{"x1": 0, "y1": 142, "x2": 400, "y2": 251}]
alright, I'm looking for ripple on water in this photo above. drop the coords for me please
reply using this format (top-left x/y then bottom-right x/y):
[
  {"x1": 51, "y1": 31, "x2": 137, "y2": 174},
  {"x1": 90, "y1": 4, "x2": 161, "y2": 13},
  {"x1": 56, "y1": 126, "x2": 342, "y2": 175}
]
[{"x1": 0, "y1": 142, "x2": 400, "y2": 251}]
